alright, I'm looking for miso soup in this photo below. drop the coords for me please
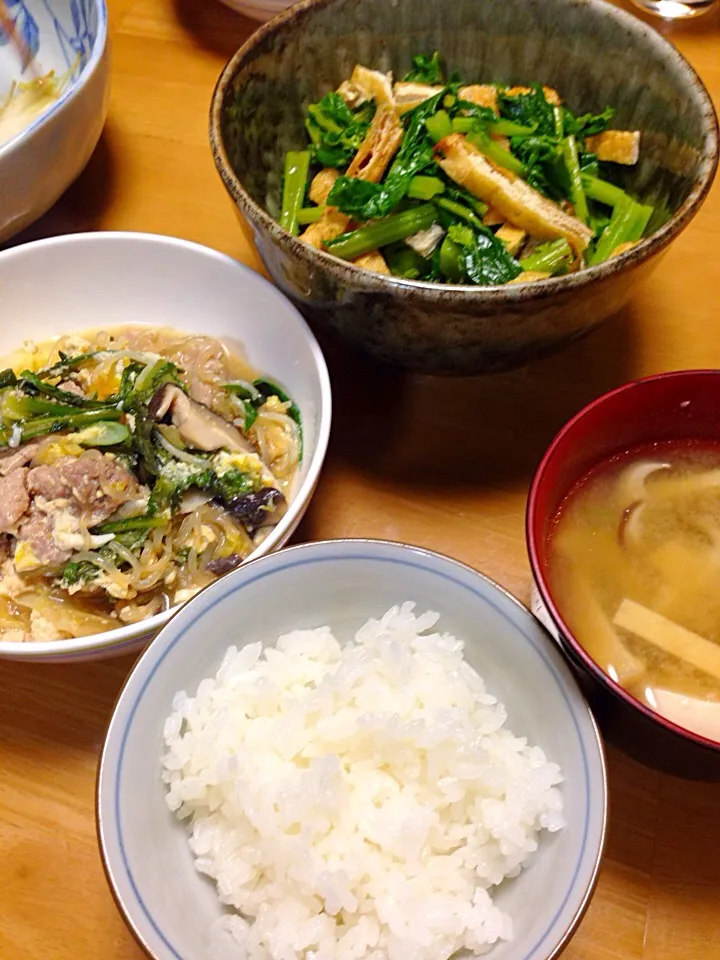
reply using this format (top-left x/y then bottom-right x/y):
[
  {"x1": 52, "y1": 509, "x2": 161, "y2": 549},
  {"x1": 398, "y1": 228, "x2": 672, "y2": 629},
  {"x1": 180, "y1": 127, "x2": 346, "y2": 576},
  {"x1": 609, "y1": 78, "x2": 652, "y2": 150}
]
[{"x1": 546, "y1": 440, "x2": 720, "y2": 743}]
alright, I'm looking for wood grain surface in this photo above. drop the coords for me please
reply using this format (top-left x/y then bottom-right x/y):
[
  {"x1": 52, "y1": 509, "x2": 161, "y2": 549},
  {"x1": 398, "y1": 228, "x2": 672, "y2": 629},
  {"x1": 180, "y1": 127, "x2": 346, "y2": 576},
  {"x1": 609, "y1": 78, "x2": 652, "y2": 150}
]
[{"x1": 1, "y1": 1, "x2": 719, "y2": 957}]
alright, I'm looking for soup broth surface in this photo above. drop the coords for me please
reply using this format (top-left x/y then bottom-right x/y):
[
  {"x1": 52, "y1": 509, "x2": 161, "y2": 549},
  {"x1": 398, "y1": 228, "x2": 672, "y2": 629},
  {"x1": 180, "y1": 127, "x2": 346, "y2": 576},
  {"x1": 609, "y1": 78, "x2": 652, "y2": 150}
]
[{"x1": 547, "y1": 440, "x2": 720, "y2": 741}]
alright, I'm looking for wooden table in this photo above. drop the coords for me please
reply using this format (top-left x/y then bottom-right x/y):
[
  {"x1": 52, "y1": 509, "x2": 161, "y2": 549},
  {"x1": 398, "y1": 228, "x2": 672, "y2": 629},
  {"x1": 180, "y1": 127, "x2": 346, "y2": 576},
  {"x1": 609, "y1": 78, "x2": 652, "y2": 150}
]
[{"x1": 1, "y1": 1, "x2": 719, "y2": 957}]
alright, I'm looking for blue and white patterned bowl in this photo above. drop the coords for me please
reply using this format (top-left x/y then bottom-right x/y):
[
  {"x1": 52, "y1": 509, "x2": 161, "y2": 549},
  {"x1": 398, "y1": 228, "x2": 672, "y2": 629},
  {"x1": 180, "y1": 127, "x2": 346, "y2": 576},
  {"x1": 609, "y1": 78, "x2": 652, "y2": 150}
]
[
  {"x1": 97, "y1": 539, "x2": 607, "y2": 960},
  {"x1": 0, "y1": 0, "x2": 109, "y2": 240}
]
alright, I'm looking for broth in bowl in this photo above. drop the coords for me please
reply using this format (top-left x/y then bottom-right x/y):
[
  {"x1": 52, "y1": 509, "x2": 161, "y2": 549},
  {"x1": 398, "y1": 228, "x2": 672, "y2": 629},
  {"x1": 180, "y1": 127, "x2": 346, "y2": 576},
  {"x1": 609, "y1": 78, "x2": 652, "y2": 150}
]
[{"x1": 546, "y1": 440, "x2": 720, "y2": 743}]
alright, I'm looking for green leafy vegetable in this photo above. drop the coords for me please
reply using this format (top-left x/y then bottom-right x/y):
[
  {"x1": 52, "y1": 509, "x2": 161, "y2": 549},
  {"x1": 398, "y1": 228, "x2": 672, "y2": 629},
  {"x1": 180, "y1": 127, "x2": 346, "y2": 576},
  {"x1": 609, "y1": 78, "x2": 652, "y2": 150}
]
[
  {"x1": 384, "y1": 243, "x2": 429, "y2": 279},
  {"x1": 213, "y1": 467, "x2": 255, "y2": 503},
  {"x1": 66, "y1": 422, "x2": 130, "y2": 447},
  {"x1": 447, "y1": 224, "x2": 522, "y2": 285},
  {"x1": 328, "y1": 92, "x2": 442, "y2": 221},
  {"x1": 519, "y1": 239, "x2": 574, "y2": 275},
  {"x1": 562, "y1": 105, "x2": 615, "y2": 140},
  {"x1": 127, "y1": 359, "x2": 183, "y2": 410},
  {"x1": 17, "y1": 369, "x2": 106, "y2": 409},
  {"x1": 0, "y1": 407, "x2": 124, "y2": 448},
  {"x1": 0, "y1": 369, "x2": 17, "y2": 390},
  {"x1": 36, "y1": 351, "x2": 102, "y2": 381},
  {"x1": 498, "y1": 85, "x2": 555, "y2": 138},
  {"x1": 326, "y1": 204, "x2": 439, "y2": 259},
  {"x1": 305, "y1": 93, "x2": 373, "y2": 168},
  {"x1": 403, "y1": 52, "x2": 444, "y2": 85},
  {"x1": 561, "y1": 135, "x2": 589, "y2": 224},
  {"x1": 280, "y1": 151, "x2": 311, "y2": 236},
  {"x1": 93, "y1": 514, "x2": 169, "y2": 535},
  {"x1": 297, "y1": 205, "x2": 326, "y2": 225},
  {"x1": 438, "y1": 233, "x2": 465, "y2": 283}
]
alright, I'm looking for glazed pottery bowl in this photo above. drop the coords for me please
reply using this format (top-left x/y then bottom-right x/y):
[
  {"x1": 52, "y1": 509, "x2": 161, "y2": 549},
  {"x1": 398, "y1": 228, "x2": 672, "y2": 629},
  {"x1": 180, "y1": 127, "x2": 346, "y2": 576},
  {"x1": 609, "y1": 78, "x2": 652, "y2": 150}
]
[
  {"x1": 0, "y1": 232, "x2": 331, "y2": 663},
  {"x1": 98, "y1": 539, "x2": 607, "y2": 960},
  {"x1": 210, "y1": 0, "x2": 718, "y2": 375},
  {"x1": 0, "y1": 0, "x2": 110, "y2": 241},
  {"x1": 527, "y1": 370, "x2": 720, "y2": 779}
]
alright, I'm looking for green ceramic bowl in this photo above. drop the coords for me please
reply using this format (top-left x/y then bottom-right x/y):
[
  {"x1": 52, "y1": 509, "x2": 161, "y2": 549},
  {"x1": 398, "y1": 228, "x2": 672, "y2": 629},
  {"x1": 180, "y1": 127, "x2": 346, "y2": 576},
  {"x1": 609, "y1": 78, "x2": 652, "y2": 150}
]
[{"x1": 210, "y1": 0, "x2": 718, "y2": 375}]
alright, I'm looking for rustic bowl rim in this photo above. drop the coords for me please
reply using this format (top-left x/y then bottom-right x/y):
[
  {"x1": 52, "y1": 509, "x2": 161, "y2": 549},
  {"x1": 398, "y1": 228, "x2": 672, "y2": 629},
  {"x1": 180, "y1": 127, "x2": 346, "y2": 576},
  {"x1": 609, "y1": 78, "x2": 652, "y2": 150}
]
[{"x1": 208, "y1": 0, "x2": 719, "y2": 303}]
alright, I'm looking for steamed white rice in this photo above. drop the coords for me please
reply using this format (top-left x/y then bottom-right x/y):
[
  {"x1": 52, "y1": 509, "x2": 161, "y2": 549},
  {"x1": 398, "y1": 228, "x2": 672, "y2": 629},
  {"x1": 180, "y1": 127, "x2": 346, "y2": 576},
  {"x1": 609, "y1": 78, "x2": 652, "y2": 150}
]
[{"x1": 162, "y1": 603, "x2": 564, "y2": 960}]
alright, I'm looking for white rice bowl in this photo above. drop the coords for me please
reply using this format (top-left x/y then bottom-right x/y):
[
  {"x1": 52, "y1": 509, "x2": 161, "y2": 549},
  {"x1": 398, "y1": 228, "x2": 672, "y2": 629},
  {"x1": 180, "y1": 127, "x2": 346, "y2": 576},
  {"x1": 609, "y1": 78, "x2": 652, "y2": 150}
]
[{"x1": 161, "y1": 603, "x2": 565, "y2": 960}]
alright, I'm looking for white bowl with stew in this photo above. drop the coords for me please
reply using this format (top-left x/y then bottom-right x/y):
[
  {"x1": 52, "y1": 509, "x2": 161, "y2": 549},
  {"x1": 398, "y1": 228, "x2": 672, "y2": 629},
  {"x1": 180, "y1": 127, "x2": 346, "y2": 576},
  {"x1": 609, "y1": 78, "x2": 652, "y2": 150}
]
[{"x1": 0, "y1": 232, "x2": 331, "y2": 663}]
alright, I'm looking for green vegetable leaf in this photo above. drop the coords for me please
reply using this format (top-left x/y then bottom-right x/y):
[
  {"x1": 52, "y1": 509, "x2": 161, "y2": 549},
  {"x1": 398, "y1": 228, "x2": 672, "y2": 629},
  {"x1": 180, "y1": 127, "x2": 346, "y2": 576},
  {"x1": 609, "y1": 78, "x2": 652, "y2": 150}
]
[
  {"x1": 327, "y1": 91, "x2": 442, "y2": 220},
  {"x1": 213, "y1": 467, "x2": 255, "y2": 503},
  {"x1": 305, "y1": 93, "x2": 373, "y2": 169},
  {"x1": 447, "y1": 224, "x2": 522, "y2": 286},
  {"x1": 511, "y1": 135, "x2": 569, "y2": 201},
  {"x1": 403, "y1": 52, "x2": 444, "y2": 85},
  {"x1": 17, "y1": 369, "x2": 106, "y2": 409},
  {"x1": 37, "y1": 351, "x2": 102, "y2": 380},
  {"x1": 0, "y1": 369, "x2": 17, "y2": 390},
  {"x1": 562, "y1": 105, "x2": 616, "y2": 140},
  {"x1": 127, "y1": 359, "x2": 183, "y2": 410},
  {"x1": 498, "y1": 85, "x2": 556, "y2": 138}
]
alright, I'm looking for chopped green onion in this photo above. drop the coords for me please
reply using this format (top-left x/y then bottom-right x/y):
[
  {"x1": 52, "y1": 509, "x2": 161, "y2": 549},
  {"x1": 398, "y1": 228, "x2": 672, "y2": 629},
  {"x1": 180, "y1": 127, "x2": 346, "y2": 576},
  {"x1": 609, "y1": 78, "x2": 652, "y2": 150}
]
[{"x1": 279, "y1": 150, "x2": 311, "y2": 236}]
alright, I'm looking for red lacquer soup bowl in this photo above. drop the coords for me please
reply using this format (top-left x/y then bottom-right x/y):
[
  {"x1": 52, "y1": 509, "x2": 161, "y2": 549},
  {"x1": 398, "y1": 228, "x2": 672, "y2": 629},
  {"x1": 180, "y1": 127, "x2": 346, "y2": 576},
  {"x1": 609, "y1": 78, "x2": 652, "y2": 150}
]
[{"x1": 527, "y1": 370, "x2": 720, "y2": 780}]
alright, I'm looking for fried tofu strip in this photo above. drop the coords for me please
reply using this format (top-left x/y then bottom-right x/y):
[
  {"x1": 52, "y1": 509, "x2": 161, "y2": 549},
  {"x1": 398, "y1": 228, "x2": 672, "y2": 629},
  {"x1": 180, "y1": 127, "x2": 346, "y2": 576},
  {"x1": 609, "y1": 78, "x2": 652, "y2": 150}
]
[
  {"x1": 302, "y1": 67, "x2": 403, "y2": 250},
  {"x1": 507, "y1": 270, "x2": 551, "y2": 285},
  {"x1": 300, "y1": 207, "x2": 352, "y2": 248},
  {"x1": 393, "y1": 81, "x2": 444, "y2": 115},
  {"x1": 483, "y1": 206, "x2": 505, "y2": 227},
  {"x1": 308, "y1": 168, "x2": 340, "y2": 205},
  {"x1": 353, "y1": 251, "x2": 391, "y2": 274},
  {"x1": 459, "y1": 85, "x2": 499, "y2": 114},
  {"x1": 349, "y1": 65, "x2": 395, "y2": 108},
  {"x1": 586, "y1": 130, "x2": 640, "y2": 166},
  {"x1": 505, "y1": 84, "x2": 562, "y2": 106},
  {"x1": 347, "y1": 102, "x2": 404, "y2": 181},
  {"x1": 495, "y1": 223, "x2": 527, "y2": 256},
  {"x1": 435, "y1": 133, "x2": 593, "y2": 254}
]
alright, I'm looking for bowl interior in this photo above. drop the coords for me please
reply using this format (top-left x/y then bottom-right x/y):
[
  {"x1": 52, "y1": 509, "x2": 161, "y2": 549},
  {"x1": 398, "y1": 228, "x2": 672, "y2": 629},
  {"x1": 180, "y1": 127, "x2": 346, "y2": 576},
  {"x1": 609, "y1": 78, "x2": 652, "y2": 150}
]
[
  {"x1": 0, "y1": 232, "x2": 330, "y2": 658},
  {"x1": 98, "y1": 541, "x2": 606, "y2": 960},
  {"x1": 219, "y1": 0, "x2": 716, "y2": 232},
  {"x1": 0, "y1": 0, "x2": 104, "y2": 148}
]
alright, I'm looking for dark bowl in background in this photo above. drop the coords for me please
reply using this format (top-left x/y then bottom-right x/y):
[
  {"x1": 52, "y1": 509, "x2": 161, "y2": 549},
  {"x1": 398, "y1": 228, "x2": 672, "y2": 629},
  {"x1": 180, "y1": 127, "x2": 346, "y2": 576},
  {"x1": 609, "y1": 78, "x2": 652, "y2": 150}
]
[
  {"x1": 527, "y1": 370, "x2": 720, "y2": 780},
  {"x1": 209, "y1": 0, "x2": 718, "y2": 375}
]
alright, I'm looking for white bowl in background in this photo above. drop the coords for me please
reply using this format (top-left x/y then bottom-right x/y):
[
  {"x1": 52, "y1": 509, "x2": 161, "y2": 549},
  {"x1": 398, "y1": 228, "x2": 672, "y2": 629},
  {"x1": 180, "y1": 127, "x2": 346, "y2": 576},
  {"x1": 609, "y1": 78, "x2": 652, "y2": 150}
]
[
  {"x1": 0, "y1": 232, "x2": 332, "y2": 662},
  {"x1": 97, "y1": 539, "x2": 607, "y2": 960},
  {"x1": 0, "y1": 0, "x2": 110, "y2": 241}
]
